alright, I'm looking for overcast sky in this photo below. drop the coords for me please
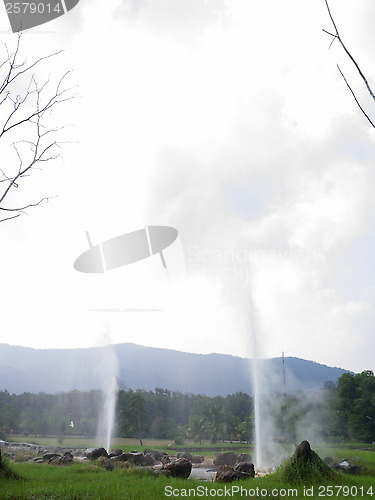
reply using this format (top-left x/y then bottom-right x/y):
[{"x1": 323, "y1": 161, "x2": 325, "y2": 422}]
[{"x1": 1, "y1": 0, "x2": 375, "y2": 374}]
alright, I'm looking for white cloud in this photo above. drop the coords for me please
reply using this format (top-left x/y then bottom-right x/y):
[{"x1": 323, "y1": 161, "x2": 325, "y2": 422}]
[{"x1": 1, "y1": 0, "x2": 375, "y2": 374}]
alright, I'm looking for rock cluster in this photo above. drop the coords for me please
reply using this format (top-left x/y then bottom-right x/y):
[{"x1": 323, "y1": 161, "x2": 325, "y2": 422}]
[
  {"x1": 213, "y1": 451, "x2": 255, "y2": 483},
  {"x1": 84, "y1": 447, "x2": 195, "y2": 478},
  {"x1": 325, "y1": 458, "x2": 365, "y2": 475}
]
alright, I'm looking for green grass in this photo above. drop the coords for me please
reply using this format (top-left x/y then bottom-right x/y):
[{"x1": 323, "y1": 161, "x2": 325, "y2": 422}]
[
  {"x1": 2, "y1": 460, "x2": 375, "y2": 500},
  {"x1": 2, "y1": 440, "x2": 375, "y2": 499}
]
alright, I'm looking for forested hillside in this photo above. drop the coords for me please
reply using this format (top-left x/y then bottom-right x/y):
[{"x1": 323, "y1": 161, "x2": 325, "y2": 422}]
[{"x1": 1, "y1": 371, "x2": 374, "y2": 444}]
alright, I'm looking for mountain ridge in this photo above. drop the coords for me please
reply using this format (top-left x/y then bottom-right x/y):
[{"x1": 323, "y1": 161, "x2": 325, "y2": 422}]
[{"x1": 0, "y1": 342, "x2": 349, "y2": 396}]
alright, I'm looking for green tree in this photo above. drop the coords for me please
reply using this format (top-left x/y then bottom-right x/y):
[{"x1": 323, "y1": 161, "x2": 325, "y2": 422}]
[
  {"x1": 202, "y1": 402, "x2": 224, "y2": 444},
  {"x1": 337, "y1": 370, "x2": 375, "y2": 442},
  {"x1": 224, "y1": 392, "x2": 253, "y2": 422},
  {"x1": 236, "y1": 413, "x2": 254, "y2": 444},
  {"x1": 187, "y1": 415, "x2": 205, "y2": 444},
  {"x1": 120, "y1": 392, "x2": 146, "y2": 445}
]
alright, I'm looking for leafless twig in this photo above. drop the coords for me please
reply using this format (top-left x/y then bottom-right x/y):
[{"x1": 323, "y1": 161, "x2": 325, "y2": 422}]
[
  {"x1": 0, "y1": 34, "x2": 78, "y2": 222},
  {"x1": 323, "y1": 0, "x2": 375, "y2": 128}
]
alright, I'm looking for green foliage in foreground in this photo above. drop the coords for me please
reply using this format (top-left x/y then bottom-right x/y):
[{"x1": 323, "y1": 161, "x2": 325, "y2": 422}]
[
  {"x1": 1, "y1": 449, "x2": 375, "y2": 500},
  {"x1": 0, "y1": 458, "x2": 21, "y2": 481},
  {"x1": 277, "y1": 450, "x2": 335, "y2": 485}
]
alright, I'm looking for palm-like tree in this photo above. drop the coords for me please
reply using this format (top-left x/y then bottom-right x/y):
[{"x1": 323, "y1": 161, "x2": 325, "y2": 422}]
[
  {"x1": 202, "y1": 403, "x2": 224, "y2": 444},
  {"x1": 236, "y1": 413, "x2": 254, "y2": 444},
  {"x1": 187, "y1": 415, "x2": 205, "y2": 444}
]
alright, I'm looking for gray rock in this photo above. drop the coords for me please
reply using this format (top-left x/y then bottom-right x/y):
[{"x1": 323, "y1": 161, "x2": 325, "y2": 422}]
[
  {"x1": 103, "y1": 458, "x2": 114, "y2": 470},
  {"x1": 213, "y1": 452, "x2": 237, "y2": 466},
  {"x1": 237, "y1": 453, "x2": 253, "y2": 464},
  {"x1": 60, "y1": 451, "x2": 73, "y2": 463},
  {"x1": 162, "y1": 458, "x2": 192, "y2": 478},
  {"x1": 109, "y1": 449, "x2": 123, "y2": 458},
  {"x1": 143, "y1": 453, "x2": 155, "y2": 466},
  {"x1": 235, "y1": 462, "x2": 255, "y2": 477},
  {"x1": 89, "y1": 448, "x2": 108, "y2": 460},
  {"x1": 215, "y1": 464, "x2": 253, "y2": 482},
  {"x1": 114, "y1": 452, "x2": 148, "y2": 465},
  {"x1": 332, "y1": 461, "x2": 364, "y2": 475},
  {"x1": 144, "y1": 448, "x2": 164, "y2": 461},
  {"x1": 177, "y1": 451, "x2": 193, "y2": 461},
  {"x1": 294, "y1": 440, "x2": 311, "y2": 462},
  {"x1": 43, "y1": 452, "x2": 61, "y2": 462}
]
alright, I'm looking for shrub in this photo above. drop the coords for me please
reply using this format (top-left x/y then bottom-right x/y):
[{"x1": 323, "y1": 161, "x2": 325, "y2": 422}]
[{"x1": 174, "y1": 436, "x2": 185, "y2": 445}]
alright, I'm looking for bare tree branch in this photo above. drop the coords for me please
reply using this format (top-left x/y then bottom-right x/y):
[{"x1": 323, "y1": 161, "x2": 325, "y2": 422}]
[
  {"x1": 337, "y1": 64, "x2": 375, "y2": 128},
  {"x1": 0, "y1": 35, "x2": 78, "y2": 222},
  {"x1": 323, "y1": 0, "x2": 375, "y2": 127},
  {"x1": 0, "y1": 212, "x2": 20, "y2": 222}
]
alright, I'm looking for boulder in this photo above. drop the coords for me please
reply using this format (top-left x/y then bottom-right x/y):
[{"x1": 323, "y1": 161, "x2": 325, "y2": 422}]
[
  {"x1": 215, "y1": 465, "x2": 234, "y2": 482},
  {"x1": 115, "y1": 452, "x2": 148, "y2": 465},
  {"x1": 127, "y1": 452, "x2": 148, "y2": 465},
  {"x1": 120, "y1": 461, "x2": 132, "y2": 469},
  {"x1": 213, "y1": 452, "x2": 237, "y2": 466},
  {"x1": 215, "y1": 464, "x2": 253, "y2": 482},
  {"x1": 177, "y1": 451, "x2": 193, "y2": 461},
  {"x1": 89, "y1": 448, "x2": 108, "y2": 460},
  {"x1": 237, "y1": 453, "x2": 253, "y2": 464},
  {"x1": 143, "y1": 453, "x2": 155, "y2": 466},
  {"x1": 346, "y1": 465, "x2": 364, "y2": 475},
  {"x1": 162, "y1": 458, "x2": 192, "y2": 478},
  {"x1": 103, "y1": 458, "x2": 114, "y2": 471},
  {"x1": 235, "y1": 462, "x2": 255, "y2": 477},
  {"x1": 332, "y1": 461, "x2": 364, "y2": 475},
  {"x1": 191, "y1": 455, "x2": 204, "y2": 464},
  {"x1": 60, "y1": 451, "x2": 74, "y2": 463},
  {"x1": 294, "y1": 440, "x2": 311, "y2": 462},
  {"x1": 144, "y1": 449, "x2": 164, "y2": 461},
  {"x1": 109, "y1": 449, "x2": 123, "y2": 458},
  {"x1": 43, "y1": 452, "x2": 61, "y2": 462}
]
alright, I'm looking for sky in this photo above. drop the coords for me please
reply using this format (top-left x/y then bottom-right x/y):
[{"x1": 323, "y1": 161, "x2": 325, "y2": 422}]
[{"x1": 1, "y1": 0, "x2": 375, "y2": 374}]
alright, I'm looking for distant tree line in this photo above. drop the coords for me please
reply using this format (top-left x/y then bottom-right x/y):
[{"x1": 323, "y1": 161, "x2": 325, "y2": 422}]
[{"x1": 0, "y1": 371, "x2": 374, "y2": 444}]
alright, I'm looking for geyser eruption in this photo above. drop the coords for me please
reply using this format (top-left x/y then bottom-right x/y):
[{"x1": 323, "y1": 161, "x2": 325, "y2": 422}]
[
  {"x1": 252, "y1": 357, "x2": 263, "y2": 468},
  {"x1": 247, "y1": 299, "x2": 263, "y2": 468},
  {"x1": 95, "y1": 336, "x2": 119, "y2": 451},
  {"x1": 230, "y1": 280, "x2": 264, "y2": 468}
]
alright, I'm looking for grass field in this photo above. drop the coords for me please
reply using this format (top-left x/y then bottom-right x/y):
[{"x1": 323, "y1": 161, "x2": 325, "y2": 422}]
[{"x1": 1, "y1": 438, "x2": 375, "y2": 499}]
